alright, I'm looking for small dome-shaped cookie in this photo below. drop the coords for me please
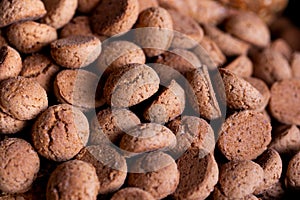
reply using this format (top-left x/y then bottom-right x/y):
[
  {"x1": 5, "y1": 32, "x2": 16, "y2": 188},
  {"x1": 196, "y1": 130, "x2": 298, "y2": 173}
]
[
  {"x1": 111, "y1": 187, "x2": 155, "y2": 200},
  {"x1": 0, "y1": 46, "x2": 22, "y2": 82}
]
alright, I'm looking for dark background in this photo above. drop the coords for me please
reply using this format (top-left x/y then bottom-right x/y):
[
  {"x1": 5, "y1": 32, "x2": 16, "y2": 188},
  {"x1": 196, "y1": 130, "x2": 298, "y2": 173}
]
[{"x1": 284, "y1": 0, "x2": 300, "y2": 27}]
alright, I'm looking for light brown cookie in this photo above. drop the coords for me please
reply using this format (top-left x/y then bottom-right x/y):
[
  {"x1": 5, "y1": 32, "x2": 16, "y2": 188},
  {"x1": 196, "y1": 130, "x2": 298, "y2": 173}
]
[
  {"x1": 174, "y1": 148, "x2": 219, "y2": 200},
  {"x1": 186, "y1": 66, "x2": 221, "y2": 120},
  {"x1": 21, "y1": 54, "x2": 60, "y2": 93},
  {"x1": 144, "y1": 80, "x2": 185, "y2": 124},
  {"x1": 219, "y1": 68, "x2": 264, "y2": 110},
  {"x1": 291, "y1": 52, "x2": 300, "y2": 79},
  {"x1": 31, "y1": 104, "x2": 89, "y2": 162},
  {"x1": 91, "y1": 0, "x2": 139, "y2": 36},
  {"x1": 41, "y1": 0, "x2": 78, "y2": 29},
  {"x1": 50, "y1": 35, "x2": 101, "y2": 69},
  {"x1": 269, "y1": 79, "x2": 300, "y2": 125},
  {"x1": 0, "y1": 76, "x2": 48, "y2": 120},
  {"x1": 60, "y1": 16, "x2": 93, "y2": 38},
  {"x1": 257, "y1": 182, "x2": 285, "y2": 200},
  {"x1": 111, "y1": 187, "x2": 155, "y2": 200},
  {"x1": 6, "y1": 21, "x2": 57, "y2": 54},
  {"x1": 103, "y1": 63, "x2": 160, "y2": 108},
  {"x1": 76, "y1": 145, "x2": 127, "y2": 194},
  {"x1": 224, "y1": 55, "x2": 253, "y2": 77},
  {"x1": 119, "y1": 123, "x2": 176, "y2": 155},
  {"x1": 285, "y1": 151, "x2": 300, "y2": 189},
  {"x1": 212, "y1": 187, "x2": 259, "y2": 200},
  {"x1": 0, "y1": 138, "x2": 40, "y2": 193},
  {"x1": 0, "y1": 0, "x2": 46, "y2": 28},
  {"x1": 90, "y1": 108, "x2": 140, "y2": 145},
  {"x1": 134, "y1": 7, "x2": 173, "y2": 57},
  {"x1": 225, "y1": 12, "x2": 270, "y2": 47},
  {"x1": 219, "y1": 160, "x2": 264, "y2": 198},
  {"x1": 217, "y1": 110, "x2": 272, "y2": 161},
  {"x1": 46, "y1": 160, "x2": 99, "y2": 200},
  {"x1": 77, "y1": 0, "x2": 101, "y2": 13},
  {"x1": 0, "y1": 110, "x2": 27, "y2": 135},
  {"x1": 128, "y1": 151, "x2": 179, "y2": 199},
  {"x1": 270, "y1": 38, "x2": 292, "y2": 60},
  {"x1": 0, "y1": 46, "x2": 22, "y2": 82}
]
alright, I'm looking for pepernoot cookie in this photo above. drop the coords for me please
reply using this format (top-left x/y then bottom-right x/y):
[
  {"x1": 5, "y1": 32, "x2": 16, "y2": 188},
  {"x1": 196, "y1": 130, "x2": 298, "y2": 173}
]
[
  {"x1": 212, "y1": 186, "x2": 259, "y2": 200},
  {"x1": 174, "y1": 148, "x2": 219, "y2": 200},
  {"x1": 111, "y1": 187, "x2": 155, "y2": 200},
  {"x1": 270, "y1": 38, "x2": 292, "y2": 60},
  {"x1": 6, "y1": 21, "x2": 57, "y2": 54},
  {"x1": 269, "y1": 79, "x2": 300, "y2": 125},
  {"x1": 60, "y1": 16, "x2": 93, "y2": 38},
  {"x1": 0, "y1": 138, "x2": 40, "y2": 194},
  {"x1": 291, "y1": 52, "x2": 300, "y2": 79},
  {"x1": 76, "y1": 145, "x2": 127, "y2": 194},
  {"x1": 91, "y1": 0, "x2": 139, "y2": 36},
  {"x1": 218, "y1": 160, "x2": 264, "y2": 198},
  {"x1": 285, "y1": 151, "x2": 300, "y2": 189},
  {"x1": 31, "y1": 104, "x2": 89, "y2": 162},
  {"x1": 0, "y1": 46, "x2": 22, "y2": 82},
  {"x1": 257, "y1": 181, "x2": 285, "y2": 200},
  {"x1": 224, "y1": 55, "x2": 253, "y2": 78},
  {"x1": 128, "y1": 151, "x2": 179, "y2": 199},
  {"x1": 77, "y1": 0, "x2": 101, "y2": 13},
  {"x1": 0, "y1": 0, "x2": 46, "y2": 28},
  {"x1": 103, "y1": 63, "x2": 160, "y2": 108},
  {"x1": 217, "y1": 110, "x2": 272, "y2": 161},
  {"x1": 46, "y1": 160, "x2": 99, "y2": 200},
  {"x1": 50, "y1": 35, "x2": 101, "y2": 69},
  {"x1": 41, "y1": 0, "x2": 78, "y2": 29},
  {"x1": 137, "y1": 0, "x2": 158, "y2": 12},
  {"x1": 0, "y1": 76, "x2": 48, "y2": 121},
  {"x1": 0, "y1": 110, "x2": 27, "y2": 135}
]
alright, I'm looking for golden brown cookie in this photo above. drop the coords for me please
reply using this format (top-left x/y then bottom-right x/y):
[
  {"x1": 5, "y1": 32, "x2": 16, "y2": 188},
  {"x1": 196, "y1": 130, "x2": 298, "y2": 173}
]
[
  {"x1": 46, "y1": 160, "x2": 99, "y2": 200},
  {"x1": 6, "y1": 21, "x2": 57, "y2": 54},
  {"x1": 217, "y1": 110, "x2": 272, "y2": 161},
  {"x1": 0, "y1": 110, "x2": 27, "y2": 135},
  {"x1": 31, "y1": 104, "x2": 89, "y2": 162},
  {"x1": 0, "y1": 76, "x2": 48, "y2": 120},
  {"x1": 76, "y1": 145, "x2": 127, "y2": 194},
  {"x1": 0, "y1": 0, "x2": 46, "y2": 28},
  {"x1": 174, "y1": 149, "x2": 219, "y2": 200},
  {"x1": 0, "y1": 46, "x2": 22, "y2": 82},
  {"x1": 0, "y1": 138, "x2": 40, "y2": 193},
  {"x1": 91, "y1": 0, "x2": 139, "y2": 36},
  {"x1": 60, "y1": 16, "x2": 93, "y2": 38},
  {"x1": 77, "y1": 0, "x2": 101, "y2": 13},
  {"x1": 224, "y1": 55, "x2": 253, "y2": 77},
  {"x1": 269, "y1": 79, "x2": 300, "y2": 125},
  {"x1": 270, "y1": 38, "x2": 292, "y2": 60},
  {"x1": 291, "y1": 52, "x2": 300, "y2": 79},
  {"x1": 285, "y1": 151, "x2": 300, "y2": 189},
  {"x1": 50, "y1": 35, "x2": 101, "y2": 69},
  {"x1": 41, "y1": 0, "x2": 78, "y2": 29},
  {"x1": 212, "y1": 187, "x2": 259, "y2": 200},
  {"x1": 111, "y1": 187, "x2": 155, "y2": 200},
  {"x1": 128, "y1": 151, "x2": 179, "y2": 199}
]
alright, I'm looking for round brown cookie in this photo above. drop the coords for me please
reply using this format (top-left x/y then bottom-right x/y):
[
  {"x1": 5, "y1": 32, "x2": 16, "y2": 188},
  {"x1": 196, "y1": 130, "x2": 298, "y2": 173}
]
[
  {"x1": 77, "y1": 0, "x2": 101, "y2": 13},
  {"x1": 31, "y1": 104, "x2": 89, "y2": 162},
  {"x1": 0, "y1": 110, "x2": 27, "y2": 134},
  {"x1": 41, "y1": 0, "x2": 77, "y2": 29},
  {"x1": 0, "y1": 138, "x2": 40, "y2": 193},
  {"x1": 269, "y1": 79, "x2": 300, "y2": 125},
  {"x1": 167, "y1": 116, "x2": 215, "y2": 157},
  {"x1": 134, "y1": 7, "x2": 173, "y2": 57},
  {"x1": 291, "y1": 52, "x2": 300, "y2": 79},
  {"x1": 0, "y1": 76, "x2": 48, "y2": 120},
  {"x1": 144, "y1": 80, "x2": 185, "y2": 124},
  {"x1": 225, "y1": 12, "x2": 270, "y2": 47},
  {"x1": 21, "y1": 54, "x2": 60, "y2": 93},
  {"x1": 137, "y1": 0, "x2": 158, "y2": 12},
  {"x1": 6, "y1": 21, "x2": 57, "y2": 54},
  {"x1": 46, "y1": 160, "x2": 99, "y2": 200},
  {"x1": 270, "y1": 38, "x2": 292, "y2": 60},
  {"x1": 128, "y1": 151, "x2": 179, "y2": 199},
  {"x1": 219, "y1": 68, "x2": 264, "y2": 110},
  {"x1": 157, "y1": 0, "x2": 193, "y2": 17},
  {"x1": 186, "y1": 66, "x2": 221, "y2": 120},
  {"x1": 212, "y1": 187, "x2": 259, "y2": 200},
  {"x1": 60, "y1": 16, "x2": 93, "y2": 38},
  {"x1": 257, "y1": 182, "x2": 285, "y2": 200},
  {"x1": 174, "y1": 148, "x2": 219, "y2": 200},
  {"x1": 54, "y1": 69, "x2": 104, "y2": 110},
  {"x1": 269, "y1": 125, "x2": 300, "y2": 155},
  {"x1": 103, "y1": 63, "x2": 160, "y2": 108},
  {"x1": 91, "y1": 0, "x2": 139, "y2": 36},
  {"x1": 0, "y1": 46, "x2": 22, "y2": 81},
  {"x1": 219, "y1": 160, "x2": 264, "y2": 198},
  {"x1": 90, "y1": 108, "x2": 140, "y2": 145},
  {"x1": 217, "y1": 110, "x2": 272, "y2": 161},
  {"x1": 119, "y1": 123, "x2": 176, "y2": 155},
  {"x1": 50, "y1": 35, "x2": 101, "y2": 69},
  {"x1": 167, "y1": 9, "x2": 204, "y2": 49},
  {"x1": 203, "y1": 24, "x2": 250, "y2": 57},
  {"x1": 0, "y1": 0, "x2": 46, "y2": 28},
  {"x1": 244, "y1": 77, "x2": 270, "y2": 112},
  {"x1": 224, "y1": 55, "x2": 253, "y2": 77},
  {"x1": 97, "y1": 40, "x2": 145, "y2": 74},
  {"x1": 285, "y1": 151, "x2": 300, "y2": 189},
  {"x1": 76, "y1": 145, "x2": 127, "y2": 194},
  {"x1": 111, "y1": 187, "x2": 155, "y2": 200},
  {"x1": 254, "y1": 149, "x2": 282, "y2": 195}
]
